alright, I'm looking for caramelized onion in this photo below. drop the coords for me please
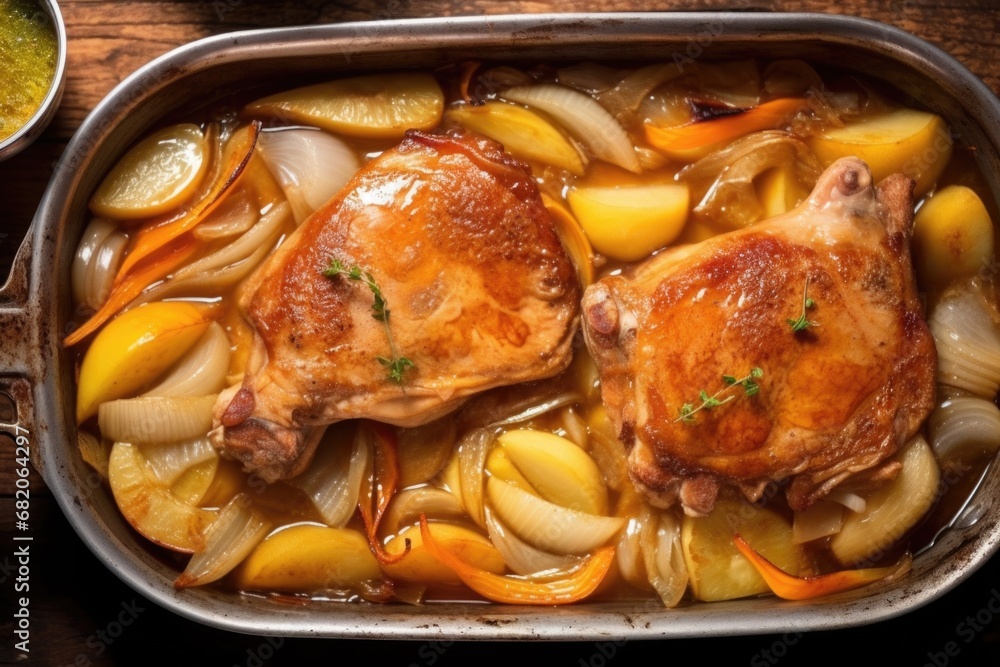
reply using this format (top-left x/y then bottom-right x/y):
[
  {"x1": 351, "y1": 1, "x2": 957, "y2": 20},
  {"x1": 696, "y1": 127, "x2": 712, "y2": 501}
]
[
  {"x1": 138, "y1": 202, "x2": 290, "y2": 303},
  {"x1": 502, "y1": 84, "x2": 641, "y2": 173},
  {"x1": 98, "y1": 395, "x2": 216, "y2": 444},
  {"x1": 382, "y1": 486, "x2": 465, "y2": 537},
  {"x1": 929, "y1": 396, "x2": 1000, "y2": 462},
  {"x1": 72, "y1": 218, "x2": 128, "y2": 311},
  {"x1": 175, "y1": 494, "x2": 271, "y2": 588},
  {"x1": 292, "y1": 424, "x2": 370, "y2": 528},
  {"x1": 78, "y1": 430, "x2": 111, "y2": 479},
  {"x1": 485, "y1": 507, "x2": 582, "y2": 576},
  {"x1": 258, "y1": 127, "x2": 360, "y2": 224},
  {"x1": 616, "y1": 515, "x2": 648, "y2": 589},
  {"x1": 680, "y1": 130, "x2": 821, "y2": 229},
  {"x1": 143, "y1": 323, "x2": 231, "y2": 398},
  {"x1": 458, "y1": 427, "x2": 495, "y2": 527},
  {"x1": 645, "y1": 512, "x2": 688, "y2": 608},
  {"x1": 929, "y1": 281, "x2": 1000, "y2": 398},
  {"x1": 192, "y1": 188, "x2": 259, "y2": 240}
]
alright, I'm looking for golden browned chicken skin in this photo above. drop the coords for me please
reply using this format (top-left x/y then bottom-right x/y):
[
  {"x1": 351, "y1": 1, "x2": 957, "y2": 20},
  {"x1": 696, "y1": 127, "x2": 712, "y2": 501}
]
[
  {"x1": 582, "y1": 157, "x2": 936, "y2": 516},
  {"x1": 213, "y1": 130, "x2": 580, "y2": 482}
]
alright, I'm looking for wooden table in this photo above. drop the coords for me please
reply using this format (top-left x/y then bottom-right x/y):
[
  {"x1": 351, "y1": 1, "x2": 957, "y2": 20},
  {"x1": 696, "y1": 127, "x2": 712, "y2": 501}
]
[{"x1": 2, "y1": 1, "x2": 999, "y2": 664}]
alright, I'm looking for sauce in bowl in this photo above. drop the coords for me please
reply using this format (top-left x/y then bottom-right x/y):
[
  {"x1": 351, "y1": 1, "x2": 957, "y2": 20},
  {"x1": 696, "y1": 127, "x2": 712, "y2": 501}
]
[{"x1": 0, "y1": 0, "x2": 59, "y2": 142}]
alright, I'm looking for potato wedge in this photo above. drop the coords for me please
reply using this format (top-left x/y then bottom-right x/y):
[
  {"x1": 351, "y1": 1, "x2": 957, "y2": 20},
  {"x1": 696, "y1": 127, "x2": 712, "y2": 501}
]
[
  {"x1": 682, "y1": 498, "x2": 801, "y2": 602},
  {"x1": 808, "y1": 108, "x2": 951, "y2": 196},
  {"x1": 232, "y1": 524, "x2": 380, "y2": 593},
  {"x1": 568, "y1": 183, "x2": 689, "y2": 261}
]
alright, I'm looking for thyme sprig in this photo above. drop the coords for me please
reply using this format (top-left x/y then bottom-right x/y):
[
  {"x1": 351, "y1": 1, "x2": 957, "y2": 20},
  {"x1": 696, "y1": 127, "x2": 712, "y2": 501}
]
[
  {"x1": 324, "y1": 259, "x2": 415, "y2": 385},
  {"x1": 675, "y1": 367, "x2": 764, "y2": 423},
  {"x1": 787, "y1": 277, "x2": 818, "y2": 333}
]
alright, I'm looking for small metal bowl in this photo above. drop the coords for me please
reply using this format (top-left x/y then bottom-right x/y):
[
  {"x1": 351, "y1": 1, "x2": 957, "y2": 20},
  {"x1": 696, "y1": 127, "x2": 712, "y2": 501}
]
[{"x1": 0, "y1": 0, "x2": 67, "y2": 161}]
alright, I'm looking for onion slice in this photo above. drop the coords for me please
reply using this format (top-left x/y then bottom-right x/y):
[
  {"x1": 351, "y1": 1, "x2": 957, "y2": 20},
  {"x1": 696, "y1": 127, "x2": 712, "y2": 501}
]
[
  {"x1": 792, "y1": 500, "x2": 845, "y2": 544},
  {"x1": 140, "y1": 436, "x2": 217, "y2": 486},
  {"x1": 292, "y1": 424, "x2": 370, "y2": 528},
  {"x1": 458, "y1": 427, "x2": 496, "y2": 527},
  {"x1": 143, "y1": 322, "x2": 231, "y2": 398},
  {"x1": 646, "y1": 512, "x2": 688, "y2": 608},
  {"x1": 137, "y1": 202, "x2": 290, "y2": 304},
  {"x1": 78, "y1": 430, "x2": 112, "y2": 479},
  {"x1": 502, "y1": 84, "x2": 640, "y2": 173},
  {"x1": 98, "y1": 395, "x2": 216, "y2": 444},
  {"x1": 929, "y1": 395, "x2": 1000, "y2": 462},
  {"x1": 72, "y1": 218, "x2": 128, "y2": 311},
  {"x1": 485, "y1": 507, "x2": 582, "y2": 576},
  {"x1": 258, "y1": 127, "x2": 360, "y2": 225},
  {"x1": 174, "y1": 494, "x2": 272, "y2": 588},
  {"x1": 383, "y1": 486, "x2": 465, "y2": 537},
  {"x1": 929, "y1": 283, "x2": 1000, "y2": 398},
  {"x1": 487, "y1": 477, "x2": 625, "y2": 555}
]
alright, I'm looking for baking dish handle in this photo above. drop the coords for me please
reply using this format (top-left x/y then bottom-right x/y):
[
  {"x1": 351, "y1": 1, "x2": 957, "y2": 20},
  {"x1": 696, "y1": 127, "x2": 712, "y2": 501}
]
[{"x1": 0, "y1": 231, "x2": 38, "y2": 460}]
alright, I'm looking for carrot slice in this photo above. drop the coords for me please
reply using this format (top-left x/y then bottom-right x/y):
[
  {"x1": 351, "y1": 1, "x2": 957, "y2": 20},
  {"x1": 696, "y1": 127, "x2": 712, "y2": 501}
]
[
  {"x1": 359, "y1": 422, "x2": 410, "y2": 565},
  {"x1": 114, "y1": 121, "x2": 262, "y2": 280},
  {"x1": 645, "y1": 97, "x2": 808, "y2": 152},
  {"x1": 419, "y1": 514, "x2": 615, "y2": 605},
  {"x1": 64, "y1": 235, "x2": 201, "y2": 346},
  {"x1": 733, "y1": 533, "x2": 911, "y2": 601}
]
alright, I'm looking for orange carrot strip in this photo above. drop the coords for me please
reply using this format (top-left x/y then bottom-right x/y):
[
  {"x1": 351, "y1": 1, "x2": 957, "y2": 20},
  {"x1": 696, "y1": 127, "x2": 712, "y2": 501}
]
[
  {"x1": 64, "y1": 235, "x2": 200, "y2": 346},
  {"x1": 645, "y1": 97, "x2": 808, "y2": 152},
  {"x1": 114, "y1": 120, "x2": 261, "y2": 281},
  {"x1": 733, "y1": 534, "x2": 911, "y2": 601},
  {"x1": 457, "y1": 61, "x2": 481, "y2": 104},
  {"x1": 359, "y1": 422, "x2": 409, "y2": 565},
  {"x1": 419, "y1": 514, "x2": 615, "y2": 605}
]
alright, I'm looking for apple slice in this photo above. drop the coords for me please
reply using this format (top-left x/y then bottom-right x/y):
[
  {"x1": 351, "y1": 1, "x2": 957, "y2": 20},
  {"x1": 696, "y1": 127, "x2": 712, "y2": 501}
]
[
  {"x1": 912, "y1": 185, "x2": 995, "y2": 290},
  {"x1": 108, "y1": 442, "x2": 217, "y2": 553},
  {"x1": 245, "y1": 73, "x2": 444, "y2": 140},
  {"x1": 90, "y1": 123, "x2": 209, "y2": 220},
  {"x1": 808, "y1": 108, "x2": 952, "y2": 196},
  {"x1": 232, "y1": 524, "x2": 380, "y2": 593},
  {"x1": 567, "y1": 183, "x2": 689, "y2": 261},
  {"x1": 446, "y1": 101, "x2": 585, "y2": 175},
  {"x1": 76, "y1": 301, "x2": 212, "y2": 422}
]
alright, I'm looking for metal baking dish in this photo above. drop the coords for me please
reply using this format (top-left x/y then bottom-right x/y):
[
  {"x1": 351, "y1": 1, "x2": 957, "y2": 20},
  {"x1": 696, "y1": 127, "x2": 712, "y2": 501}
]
[{"x1": 3, "y1": 12, "x2": 999, "y2": 639}]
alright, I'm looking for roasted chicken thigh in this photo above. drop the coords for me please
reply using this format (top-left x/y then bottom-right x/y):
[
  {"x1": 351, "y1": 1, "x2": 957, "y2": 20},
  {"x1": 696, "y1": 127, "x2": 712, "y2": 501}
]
[
  {"x1": 582, "y1": 157, "x2": 936, "y2": 516},
  {"x1": 213, "y1": 130, "x2": 580, "y2": 481}
]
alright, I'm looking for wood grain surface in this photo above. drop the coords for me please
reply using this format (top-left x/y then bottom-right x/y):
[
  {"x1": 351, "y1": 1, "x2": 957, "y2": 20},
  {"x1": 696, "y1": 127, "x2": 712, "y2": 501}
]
[{"x1": 1, "y1": 1, "x2": 999, "y2": 665}]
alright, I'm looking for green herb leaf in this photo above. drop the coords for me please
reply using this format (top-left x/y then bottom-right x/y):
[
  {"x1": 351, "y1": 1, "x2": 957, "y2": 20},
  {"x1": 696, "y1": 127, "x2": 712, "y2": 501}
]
[
  {"x1": 325, "y1": 258, "x2": 416, "y2": 385},
  {"x1": 674, "y1": 368, "x2": 764, "y2": 423},
  {"x1": 788, "y1": 278, "x2": 818, "y2": 333}
]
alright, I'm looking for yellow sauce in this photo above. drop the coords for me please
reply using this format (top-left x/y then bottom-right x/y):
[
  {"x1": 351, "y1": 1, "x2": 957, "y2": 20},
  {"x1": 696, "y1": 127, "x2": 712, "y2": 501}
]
[{"x1": 0, "y1": 0, "x2": 58, "y2": 142}]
